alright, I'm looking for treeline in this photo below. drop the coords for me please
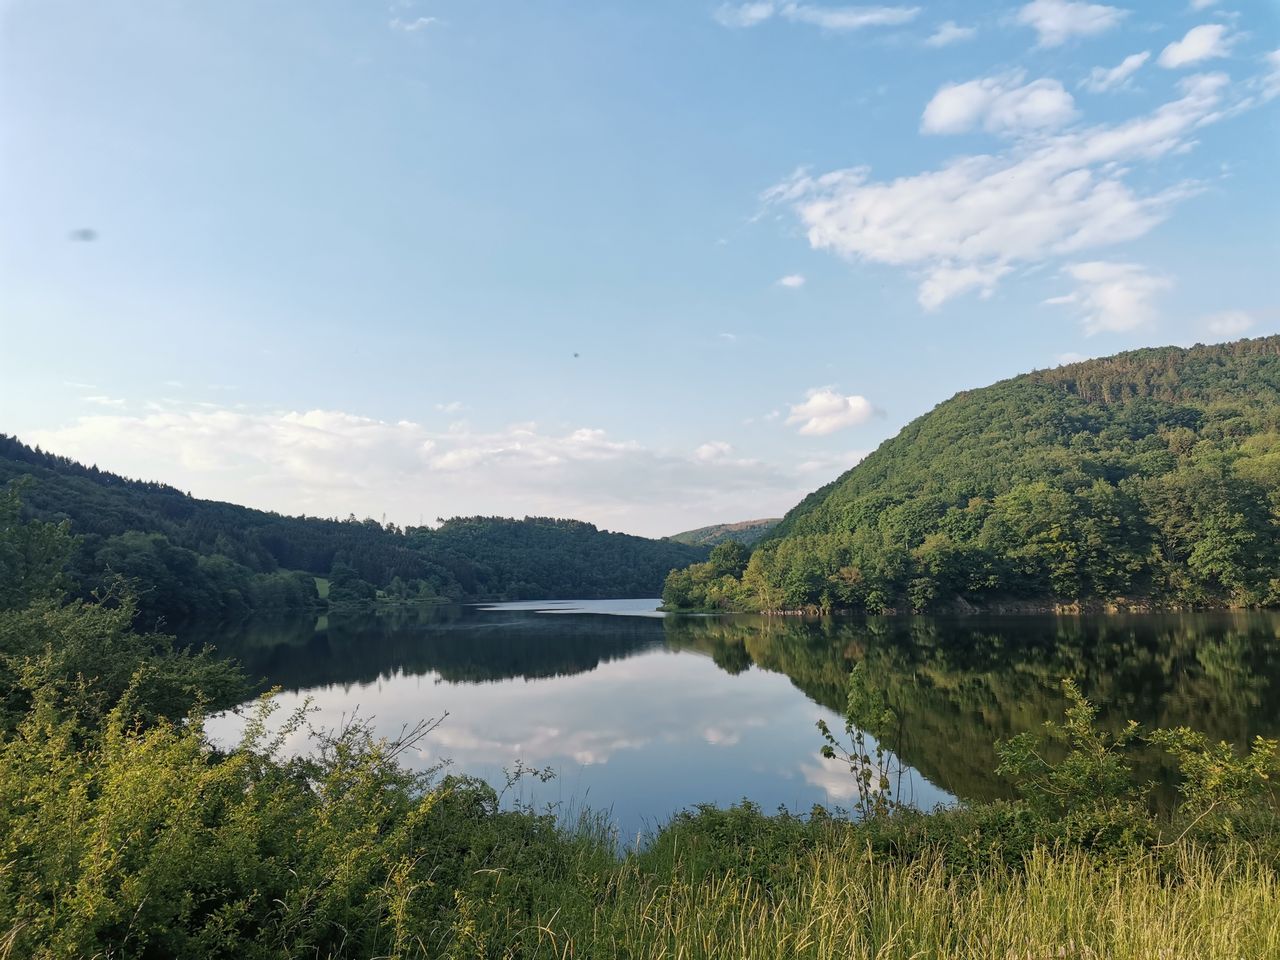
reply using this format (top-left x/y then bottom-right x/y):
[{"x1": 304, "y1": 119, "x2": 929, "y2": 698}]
[
  {"x1": 665, "y1": 337, "x2": 1280, "y2": 613},
  {"x1": 0, "y1": 435, "x2": 706, "y2": 624},
  {"x1": 411, "y1": 516, "x2": 701, "y2": 600}
]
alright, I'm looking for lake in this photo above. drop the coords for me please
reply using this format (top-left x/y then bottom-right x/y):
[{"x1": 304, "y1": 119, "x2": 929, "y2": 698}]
[{"x1": 197, "y1": 601, "x2": 1280, "y2": 840}]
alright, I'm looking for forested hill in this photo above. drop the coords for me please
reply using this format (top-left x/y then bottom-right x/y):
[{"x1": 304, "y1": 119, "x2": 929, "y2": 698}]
[
  {"x1": 663, "y1": 337, "x2": 1280, "y2": 614},
  {"x1": 666, "y1": 518, "x2": 780, "y2": 548},
  {"x1": 0, "y1": 435, "x2": 708, "y2": 624}
]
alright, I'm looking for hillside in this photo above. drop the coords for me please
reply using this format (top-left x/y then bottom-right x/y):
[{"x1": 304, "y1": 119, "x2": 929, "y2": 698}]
[
  {"x1": 666, "y1": 518, "x2": 780, "y2": 548},
  {"x1": 0, "y1": 435, "x2": 708, "y2": 624},
  {"x1": 664, "y1": 337, "x2": 1280, "y2": 613}
]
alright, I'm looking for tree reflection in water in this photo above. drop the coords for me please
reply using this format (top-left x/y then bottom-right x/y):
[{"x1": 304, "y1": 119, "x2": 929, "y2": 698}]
[{"x1": 191, "y1": 605, "x2": 1280, "y2": 806}]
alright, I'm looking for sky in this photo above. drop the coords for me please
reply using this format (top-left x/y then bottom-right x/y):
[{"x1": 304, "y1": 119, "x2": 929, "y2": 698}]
[{"x1": 2, "y1": 0, "x2": 1278, "y2": 537}]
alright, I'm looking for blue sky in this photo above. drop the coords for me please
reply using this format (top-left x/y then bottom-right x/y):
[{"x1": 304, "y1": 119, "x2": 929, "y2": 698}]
[{"x1": 2, "y1": 0, "x2": 1278, "y2": 535}]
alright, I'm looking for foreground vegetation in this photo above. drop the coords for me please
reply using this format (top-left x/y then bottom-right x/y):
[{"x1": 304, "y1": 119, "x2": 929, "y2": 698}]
[
  {"x1": 0, "y1": 436, "x2": 707, "y2": 625},
  {"x1": 666, "y1": 337, "x2": 1280, "y2": 613},
  {"x1": 3, "y1": 486, "x2": 1279, "y2": 958}
]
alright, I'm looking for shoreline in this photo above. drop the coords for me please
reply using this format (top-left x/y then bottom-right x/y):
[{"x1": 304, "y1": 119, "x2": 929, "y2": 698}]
[{"x1": 664, "y1": 598, "x2": 1276, "y2": 617}]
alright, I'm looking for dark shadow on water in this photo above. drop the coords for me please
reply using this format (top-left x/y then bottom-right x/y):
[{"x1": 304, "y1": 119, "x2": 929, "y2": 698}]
[{"x1": 182, "y1": 603, "x2": 667, "y2": 692}]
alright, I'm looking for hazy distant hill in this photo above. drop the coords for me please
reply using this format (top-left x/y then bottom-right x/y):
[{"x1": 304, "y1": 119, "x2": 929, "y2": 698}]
[
  {"x1": 664, "y1": 337, "x2": 1280, "y2": 614},
  {"x1": 0, "y1": 435, "x2": 708, "y2": 623},
  {"x1": 666, "y1": 518, "x2": 780, "y2": 549}
]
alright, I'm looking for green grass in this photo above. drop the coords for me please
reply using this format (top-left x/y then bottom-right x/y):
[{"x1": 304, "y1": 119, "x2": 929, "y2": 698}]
[{"x1": 462, "y1": 837, "x2": 1280, "y2": 960}]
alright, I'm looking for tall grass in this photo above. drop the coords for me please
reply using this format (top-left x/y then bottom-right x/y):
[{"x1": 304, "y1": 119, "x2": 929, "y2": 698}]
[{"x1": 456, "y1": 837, "x2": 1279, "y2": 960}]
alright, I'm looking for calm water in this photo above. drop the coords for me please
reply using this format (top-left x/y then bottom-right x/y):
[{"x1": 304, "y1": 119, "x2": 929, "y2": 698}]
[{"x1": 197, "y1": 602, "x2": 1280, "y2": 839}]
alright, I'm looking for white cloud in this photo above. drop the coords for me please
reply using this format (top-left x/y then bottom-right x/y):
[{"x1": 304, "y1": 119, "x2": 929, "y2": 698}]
[
  {"x1": 1082, "y1": 51, "x2": 1151, "y2": 93},
  {"x1": 702, "y1": 726, "x2": 742, "y2": 747},
  {"x1": 918, "y1": 263, "x2": 1011, "y2": 309},
  {"x1": 780, "y1": 3, "x2": 920, "y2": 31},
  {"x1": 794, "y1": 449, "x2": 870, "y2": 475},
  {"x1": 777, "y1": 273, "x2": 807, "y2": 287},
  {"x1": 389, "y1": 16, "x2": 437, "y2": 32},
  {"x1": 1016, "y1": 0, "x2": 1126, "y2": 48},
  {"x1": 764, "y1": 73, "x2": 1232, "y2": 309},
  {"x1": 83, "y1": 395, "x2": 126, "y2": 408},
  {"x1": 786, "y1": 388, "x2": 875, "y2": 435},
  {"x1": 1263, "y1": 49, "x2": 1280, "y2": 102},
  {"x1": 27, "y1": 406, "x2": 831, "y2": 537},
  {"x1": 1048, "y1": 261, "x2": 1171, "y2": 334},
  {"x1": 921, "y1": 72, "x2": 1078, "y2": 137},
  {"x1": 1204, "y1": 310, "x2": 1256, "y2": 337},
  {"x1": 693, "y1": 441, "x2": 734, "y2": 461},
  {"x1": 924, "y1": 21, "x2": 976, "y2": 47},
  {"x1": 1159, "y1": 24, "x2": 1235, "y2": 69},
  {"x1": 435, "y1": 401, "x2": 465, "y2": 413},
  {"x1": 714, "y1": 3, "x2": 920, "y2": 31},
  {"x1": 798, "y1": 758, "x2": 863, "y2": 800},
  {"x1": 1189, "y1": 0, "x2": 1219, "y2": 10},
  {"x1": 714, "y1": 1, "x2": 776, "y2": 27}
]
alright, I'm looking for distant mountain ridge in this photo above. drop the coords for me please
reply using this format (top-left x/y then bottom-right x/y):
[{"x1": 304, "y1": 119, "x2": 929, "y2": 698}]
[
  {"x1": 666, "y1": 518, "x2": 780, "y2": 548},
  {"x1": 664, "y1": 337, "x2": 1280, "y2": 614},
  {"x1": 0, "y1": 435, "x2": 709, "y2": 624}
]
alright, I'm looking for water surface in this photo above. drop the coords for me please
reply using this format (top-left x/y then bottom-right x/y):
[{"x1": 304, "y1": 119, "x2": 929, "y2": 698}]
[{"x1": 198, "y1": 603, "x2": 1280, "y2": 839}]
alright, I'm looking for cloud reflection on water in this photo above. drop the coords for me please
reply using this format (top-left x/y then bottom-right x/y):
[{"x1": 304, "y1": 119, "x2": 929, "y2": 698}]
[{"x1": 208, "y1": 643, "x2": 946, "y2": 836}]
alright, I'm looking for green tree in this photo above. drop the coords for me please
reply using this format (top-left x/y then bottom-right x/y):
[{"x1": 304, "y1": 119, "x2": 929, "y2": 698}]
[
  {"x1": 0, "y1": 481, "x2": 75, "y2": 610},
  {"x1": 708, "y1": 540, "x2": 750, "y2": 578}
]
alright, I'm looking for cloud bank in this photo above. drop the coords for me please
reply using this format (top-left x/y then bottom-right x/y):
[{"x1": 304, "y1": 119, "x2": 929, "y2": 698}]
[{"x1": 28, "y1": 405, "x2": 866, "y2": 538}]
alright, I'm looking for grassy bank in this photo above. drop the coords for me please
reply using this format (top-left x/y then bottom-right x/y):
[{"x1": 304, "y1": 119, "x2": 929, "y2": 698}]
[{"x1": 459, "y1": 836, "x2": 1280, "y2": 960}]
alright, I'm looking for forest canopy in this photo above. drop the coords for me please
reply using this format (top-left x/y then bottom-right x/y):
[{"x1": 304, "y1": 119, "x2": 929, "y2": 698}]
[
  {"x1": 664, "y1": 337, "x2": 1280, "y2": 614},
  {"x1": 0, "y1": 436, "x2": 707, "y2": 624}
]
